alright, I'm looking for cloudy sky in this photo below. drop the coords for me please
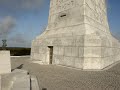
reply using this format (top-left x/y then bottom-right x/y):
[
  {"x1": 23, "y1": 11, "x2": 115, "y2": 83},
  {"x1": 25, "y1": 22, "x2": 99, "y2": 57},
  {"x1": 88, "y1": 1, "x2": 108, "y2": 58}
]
[{"x1": 0, "y1": 0, "x2": 120, "y2": 47}]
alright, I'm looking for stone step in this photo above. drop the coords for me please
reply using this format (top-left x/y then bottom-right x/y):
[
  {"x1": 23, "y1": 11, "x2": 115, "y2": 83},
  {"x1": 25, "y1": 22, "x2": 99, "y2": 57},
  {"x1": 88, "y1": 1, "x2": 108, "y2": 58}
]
[
  {"x1": 11, "y1": 75, "x2": 30, "y2": 90},
  {"x1": 1, "y1": 69, "x2": 39, "y2": 90},
  {"x1": 30, "y1": 75, "x2": 39, "y2": 90},
  {"x1": 32, "y1": 60, "x2": 43, "y2": 65}
]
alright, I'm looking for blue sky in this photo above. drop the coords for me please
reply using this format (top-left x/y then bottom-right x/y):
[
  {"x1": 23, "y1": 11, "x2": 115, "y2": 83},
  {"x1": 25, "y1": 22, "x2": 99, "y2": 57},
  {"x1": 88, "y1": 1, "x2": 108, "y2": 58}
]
[
  {"x1": 107, "y1": 0, "x2": 120, "y2": 39},
  {"x1": 0, "y1": 0, "x2": 120, "y2": 47}
]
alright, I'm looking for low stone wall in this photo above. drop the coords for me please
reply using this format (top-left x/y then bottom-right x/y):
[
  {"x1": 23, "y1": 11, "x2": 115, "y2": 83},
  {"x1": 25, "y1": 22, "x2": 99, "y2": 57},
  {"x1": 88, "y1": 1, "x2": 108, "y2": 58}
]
[
  {"x1": 0, "y1": 50, "x2": 11, "y2": 74},
  {"x1": 1, "y1": 69, "x2": 39, "y2": 90}
]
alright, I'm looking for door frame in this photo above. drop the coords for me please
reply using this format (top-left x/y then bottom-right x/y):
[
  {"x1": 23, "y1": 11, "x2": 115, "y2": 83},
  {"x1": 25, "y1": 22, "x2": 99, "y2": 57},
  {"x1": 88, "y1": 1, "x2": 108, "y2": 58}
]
[{"x1": 48, "y1": 46, "x2": 53, "y2": 64}]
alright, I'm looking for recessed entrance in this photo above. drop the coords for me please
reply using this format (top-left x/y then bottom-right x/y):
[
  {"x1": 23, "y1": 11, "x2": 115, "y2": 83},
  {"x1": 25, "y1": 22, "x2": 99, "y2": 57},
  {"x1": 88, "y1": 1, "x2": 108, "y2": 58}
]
[{"x1": 48, "y1": 46, "x2": 53, "y2": 64}]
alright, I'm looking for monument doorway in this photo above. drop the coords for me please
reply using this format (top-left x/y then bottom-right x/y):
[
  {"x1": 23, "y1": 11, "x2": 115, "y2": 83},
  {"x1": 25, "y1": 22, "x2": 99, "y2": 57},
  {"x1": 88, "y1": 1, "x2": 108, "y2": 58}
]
[{"x1": 48, "y1": 46, "x2": 53, "y2": 64}]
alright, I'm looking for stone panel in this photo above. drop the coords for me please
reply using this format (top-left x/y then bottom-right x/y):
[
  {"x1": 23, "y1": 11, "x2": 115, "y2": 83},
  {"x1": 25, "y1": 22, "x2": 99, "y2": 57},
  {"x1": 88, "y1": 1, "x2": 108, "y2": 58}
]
[
  {"x1": 84, "y1": 47, "x2": 101, "y2": 57},
  {"x1": 54, "y1": 55, "x2": 64, "y2": 65},
  {"x1": 64, "y1": 56, "x2": 75, "y2": 67},
  {"x1": 64, "y1": 47, "x2": 72, "y2": 56},
  {"x1": 71, "y1": 47, "x2": 79, "y2": 57},
  {"x1": 0, "y1": 51, "x2": 11, "y2": 74},
  {"x1": 58, "y1": 47, "x2": 64, "y2": 56},
  {"x1": 101, "y1": 47, "x2": 113, "y2": 57},
  {"x1": 74, "y1": 58, "x2": 84, "y2": 68},
  {"x1": 53, "y1": 47, "x2": 59, "y2": 55},
  {"x1": 84, "y1": 34, "x2": 101, "y2": 47},
  {"x1": 83, "y1": 58, "x2": 102, "y2": 69},
  {"x1": 75, "y1": 36, "x2": 84, "y2": 46},
  {"x1": 11, "y1": 75, "x2": 30, "y2": 90},
  {"x1": 61, "y1": 37, "x2": 76, "y2": 46},
  {"x1": 78, "y1": 47, "x2": 84, "y2": 57}
]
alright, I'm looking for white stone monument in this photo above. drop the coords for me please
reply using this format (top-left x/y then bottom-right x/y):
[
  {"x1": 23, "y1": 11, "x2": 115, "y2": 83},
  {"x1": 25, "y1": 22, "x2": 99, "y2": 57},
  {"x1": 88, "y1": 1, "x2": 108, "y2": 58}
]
[
  {"x1": 0, "y1": 51, "x2": 11, "y2": 74},
  {"x1": 31, "y1": 0, "x2": 120, "y2": 69}
]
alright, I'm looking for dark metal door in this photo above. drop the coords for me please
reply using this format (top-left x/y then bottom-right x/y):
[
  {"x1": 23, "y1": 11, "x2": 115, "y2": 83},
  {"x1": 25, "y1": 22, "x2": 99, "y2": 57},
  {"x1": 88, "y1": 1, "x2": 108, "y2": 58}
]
[{"x1": 48, "y1": 46, "x2": 53, "y2": 64}]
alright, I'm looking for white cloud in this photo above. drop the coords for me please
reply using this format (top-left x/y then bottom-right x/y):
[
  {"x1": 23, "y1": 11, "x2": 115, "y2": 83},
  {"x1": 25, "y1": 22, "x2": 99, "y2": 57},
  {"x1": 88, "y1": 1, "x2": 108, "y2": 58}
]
[
  {"x1": 0, "y1": 0, "x2": 45, "y2": 10},
  {"x1": 0, "y1": 16, "x2": 16, "y2": 38},
  {"x1": 0, "y1": 0, "x2": 47, "y2": 47},
  {"x1": 8, "y1": 33, "x2": 31, "y2": 47}
]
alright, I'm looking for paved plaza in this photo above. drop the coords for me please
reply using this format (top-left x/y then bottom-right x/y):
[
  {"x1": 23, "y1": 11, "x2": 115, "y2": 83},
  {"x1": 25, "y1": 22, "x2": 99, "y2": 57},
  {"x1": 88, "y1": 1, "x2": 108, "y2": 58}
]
[{"x1": 11, "y1": 56, "x2": 120, "y2": 90}]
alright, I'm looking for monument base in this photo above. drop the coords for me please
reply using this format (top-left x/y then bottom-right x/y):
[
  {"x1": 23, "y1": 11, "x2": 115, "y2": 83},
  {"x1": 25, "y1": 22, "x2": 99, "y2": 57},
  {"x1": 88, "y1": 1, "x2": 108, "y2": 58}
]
[
  {"x1": 31, "y1": 0, "x2": 120, "y2": 70},
  {"x1": 0, "y1": 50, "x2": 11, "y2": 74},
  {"x1": 31, "y1": 28, "x2": 120, "y2": 70}
]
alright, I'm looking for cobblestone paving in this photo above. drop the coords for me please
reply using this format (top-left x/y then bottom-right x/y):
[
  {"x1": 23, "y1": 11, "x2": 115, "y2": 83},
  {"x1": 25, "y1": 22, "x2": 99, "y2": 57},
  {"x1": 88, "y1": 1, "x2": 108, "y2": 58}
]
[{"x1": 11, "y1": 57, "x2": 120, "y2": 90}]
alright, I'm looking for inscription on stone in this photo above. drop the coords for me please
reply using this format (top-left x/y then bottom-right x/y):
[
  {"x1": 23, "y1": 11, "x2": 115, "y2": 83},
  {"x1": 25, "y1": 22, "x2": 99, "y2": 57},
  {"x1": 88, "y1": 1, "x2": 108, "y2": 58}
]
[
  {"x1": 50, "y1": 0, "x2": 76, "y2": 15},
  {"x1": 57, "y1": 0, "x2": 75, "y2": 12}
]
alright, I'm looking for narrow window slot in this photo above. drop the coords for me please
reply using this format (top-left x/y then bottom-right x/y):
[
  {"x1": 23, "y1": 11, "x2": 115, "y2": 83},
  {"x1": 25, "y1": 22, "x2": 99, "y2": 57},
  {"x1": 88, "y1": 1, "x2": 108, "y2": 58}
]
[{"x1": 60, "y1": 14, "x2": 66, "y2": 17}]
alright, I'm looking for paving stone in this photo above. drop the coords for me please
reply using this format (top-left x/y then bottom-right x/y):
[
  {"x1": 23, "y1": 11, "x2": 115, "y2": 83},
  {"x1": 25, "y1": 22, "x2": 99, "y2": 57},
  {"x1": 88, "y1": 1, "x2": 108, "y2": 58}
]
[{"x1": 10, "y1": 57, "x2": 120, "y2": 90}]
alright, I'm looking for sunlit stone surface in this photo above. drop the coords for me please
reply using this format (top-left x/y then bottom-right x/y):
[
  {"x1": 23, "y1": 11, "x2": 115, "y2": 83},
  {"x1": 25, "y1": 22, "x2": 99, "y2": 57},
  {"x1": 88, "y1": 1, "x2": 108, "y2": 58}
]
[
  {"x1": 1, "y1": 68, "x2": 39, "y2": 90},
  {"x1": 0, "y1": 51, "x2": 11, "y2": 74},
  {"x1": 31, "y1": 0, "x2": 120, "y2": 69}
]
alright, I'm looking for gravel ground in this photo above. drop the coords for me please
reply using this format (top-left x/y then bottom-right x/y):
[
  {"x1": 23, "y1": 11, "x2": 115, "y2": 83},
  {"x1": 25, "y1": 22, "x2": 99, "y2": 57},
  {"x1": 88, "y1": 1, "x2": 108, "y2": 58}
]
[{"x1": 11, "y1": 57, "x2": 120, "y2": 90}]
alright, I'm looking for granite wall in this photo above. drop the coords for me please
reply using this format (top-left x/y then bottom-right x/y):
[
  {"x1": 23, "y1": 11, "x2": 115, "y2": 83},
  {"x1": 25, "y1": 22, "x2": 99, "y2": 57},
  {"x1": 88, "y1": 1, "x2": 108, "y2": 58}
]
[{"x1": 31, "y1": 0, "x2": 120, "y2": 69}]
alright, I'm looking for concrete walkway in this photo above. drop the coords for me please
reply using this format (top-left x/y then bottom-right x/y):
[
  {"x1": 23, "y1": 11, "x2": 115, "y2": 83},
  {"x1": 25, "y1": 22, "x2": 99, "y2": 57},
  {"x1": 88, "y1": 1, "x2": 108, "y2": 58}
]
[{"x1": 11, "y1": 57, "x2": 120, "y2": 90}]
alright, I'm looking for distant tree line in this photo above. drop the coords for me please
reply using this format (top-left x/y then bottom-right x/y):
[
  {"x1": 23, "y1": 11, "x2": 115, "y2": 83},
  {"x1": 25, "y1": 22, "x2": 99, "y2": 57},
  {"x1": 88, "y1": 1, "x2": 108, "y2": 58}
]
[{"x1": 0, "y1": 47, "x2": 31, "y2": 56}]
